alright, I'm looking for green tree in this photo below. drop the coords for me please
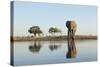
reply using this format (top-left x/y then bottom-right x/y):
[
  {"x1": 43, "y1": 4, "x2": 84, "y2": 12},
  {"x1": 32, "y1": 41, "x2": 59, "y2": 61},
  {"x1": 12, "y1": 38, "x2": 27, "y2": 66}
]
[
  {"x1": 37, "y1": 29, "x2": 43, "y2": 36},
  {"x1": 28, "y1": 26, "x2": 42, "y2": 37},
  {"x1": 48, "y1": 27, "x2": 61, "y2": 36}
]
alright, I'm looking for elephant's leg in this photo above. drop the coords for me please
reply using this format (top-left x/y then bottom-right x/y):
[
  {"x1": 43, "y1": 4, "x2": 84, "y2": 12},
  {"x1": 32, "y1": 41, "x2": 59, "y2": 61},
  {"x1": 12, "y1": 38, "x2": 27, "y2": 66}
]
[
  {"x1": 73, "y1": 32, "x2": 75, "y2": 40},
  {"x1": 69, "y1": 30, "x2": 73, "y2": 40},
  {"x1": 68, "y1": 30, "x2": 70, "y2": 49},
  {"x1": 68, "y1": 30, "x2": 71, "y2": 39},
  {"x1": 71, "y1": 30, "x2": 75, "y2": 40},
  {"x1": 68, "y1": 30, "x2": 71, "y2": 49}
]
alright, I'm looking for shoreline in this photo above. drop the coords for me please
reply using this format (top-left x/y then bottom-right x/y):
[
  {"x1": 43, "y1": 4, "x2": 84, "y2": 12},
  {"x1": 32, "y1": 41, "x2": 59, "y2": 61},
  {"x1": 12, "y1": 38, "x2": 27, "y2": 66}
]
[{"x1": 11, "y1": 35, "x2": 97, "y2": 42}]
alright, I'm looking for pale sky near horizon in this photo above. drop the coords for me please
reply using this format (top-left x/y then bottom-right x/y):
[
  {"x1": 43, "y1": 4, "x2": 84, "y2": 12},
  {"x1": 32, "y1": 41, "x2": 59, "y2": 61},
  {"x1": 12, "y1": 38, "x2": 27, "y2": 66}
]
[{"x1": 13, "y1": 1, "x2": 97, "y2": 36}]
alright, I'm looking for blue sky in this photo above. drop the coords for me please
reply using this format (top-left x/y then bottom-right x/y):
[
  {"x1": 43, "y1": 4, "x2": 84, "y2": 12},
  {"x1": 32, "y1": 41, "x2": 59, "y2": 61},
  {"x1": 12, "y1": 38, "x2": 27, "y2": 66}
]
[{"x1": 13, "y1": 1, "x2": 97, "y2": 36}]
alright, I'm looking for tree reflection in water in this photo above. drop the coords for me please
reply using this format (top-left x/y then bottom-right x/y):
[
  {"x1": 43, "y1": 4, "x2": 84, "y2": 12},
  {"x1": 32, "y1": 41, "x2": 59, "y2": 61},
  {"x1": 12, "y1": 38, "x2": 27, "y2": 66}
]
[
  {"x1": 49, "y1": 45, "x2": 60, "y2": 51},
  {"x1": 49, "y1": 41, "x2": 61, "y2": 51},
  {"x1": 29, "y1": 41, "x2": 42, "y2": 53},
  {"x1": 66, "y1": 39, "x2": 77, "y2": 58}
]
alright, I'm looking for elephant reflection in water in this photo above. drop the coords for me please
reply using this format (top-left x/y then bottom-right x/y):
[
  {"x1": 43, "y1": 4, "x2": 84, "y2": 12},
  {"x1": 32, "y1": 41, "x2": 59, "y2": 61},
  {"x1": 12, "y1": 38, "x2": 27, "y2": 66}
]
[
  {"x1": 66, "y1": 20, "x2": 77, "y2": 58},
  {"x1": 29, "y1": 41, "x2": 42, "y2": 53},
  {"x1": 66, "y1": 39, "x2": 77, "y2": 58}
]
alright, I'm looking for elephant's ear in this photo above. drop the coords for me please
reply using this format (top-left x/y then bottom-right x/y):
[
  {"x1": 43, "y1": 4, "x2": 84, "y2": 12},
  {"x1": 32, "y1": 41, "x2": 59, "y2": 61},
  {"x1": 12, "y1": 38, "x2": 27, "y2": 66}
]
[
  {"x1": 66, "y1": 21, "x2": 68, "y2": 27},
  {"x1": 66, "y1": 21, "x2": 71, "y2": 28}
]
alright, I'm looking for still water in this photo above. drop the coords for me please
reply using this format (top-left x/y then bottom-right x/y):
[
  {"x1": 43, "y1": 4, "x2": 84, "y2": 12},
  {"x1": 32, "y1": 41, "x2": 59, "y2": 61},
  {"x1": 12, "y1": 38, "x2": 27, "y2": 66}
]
[{"x1": 14, "y1": 40, "x2": 97, "y2": 66}]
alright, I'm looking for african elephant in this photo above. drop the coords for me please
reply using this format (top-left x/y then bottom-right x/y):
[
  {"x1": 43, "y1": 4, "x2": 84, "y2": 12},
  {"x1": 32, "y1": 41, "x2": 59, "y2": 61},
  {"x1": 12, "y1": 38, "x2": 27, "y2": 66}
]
[
  {"x1": 66, "y1": 20, "x2": 77, "y2": 40},
  {"x1": 66, "y1": 20, "x2": 77, "y2": 58}
]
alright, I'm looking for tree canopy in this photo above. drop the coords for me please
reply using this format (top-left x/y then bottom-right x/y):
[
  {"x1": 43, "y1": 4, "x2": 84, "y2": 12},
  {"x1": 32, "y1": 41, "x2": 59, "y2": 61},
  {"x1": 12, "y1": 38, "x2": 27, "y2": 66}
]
[
  {"x1": 48, "y1": 27, "x2": 61, "y2": 35},
  {"x1": 28, "y1": 26, "x2": 42, "y2": 36}
]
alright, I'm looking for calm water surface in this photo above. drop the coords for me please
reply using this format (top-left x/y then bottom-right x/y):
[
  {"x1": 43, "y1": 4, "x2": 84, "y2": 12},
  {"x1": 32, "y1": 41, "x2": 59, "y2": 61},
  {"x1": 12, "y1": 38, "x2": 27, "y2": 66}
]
[{"x1": 14, "y1": 40, "x2": 97, "y2": 66}]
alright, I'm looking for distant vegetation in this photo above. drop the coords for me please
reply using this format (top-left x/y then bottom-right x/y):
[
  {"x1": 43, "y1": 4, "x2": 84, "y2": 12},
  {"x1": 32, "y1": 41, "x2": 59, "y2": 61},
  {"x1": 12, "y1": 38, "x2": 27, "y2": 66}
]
[
  {"x1": 11, "y1": 26, "x2": 97, "y2": 41},
  {"x1": 28, "y1": 26, "x2": 43, "y2": 37},
  {"x1": 28, "y1": 26, "x2": 62, "y2": 37},
  {"x1": 48, "y1": 27, "x2": 62, "y2": 36},
  {"x1": 12, "y1": 35, "x2": 97, "y2": 41}
]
